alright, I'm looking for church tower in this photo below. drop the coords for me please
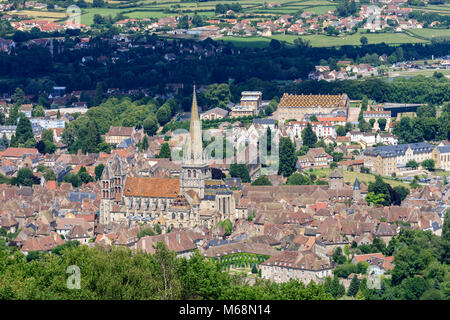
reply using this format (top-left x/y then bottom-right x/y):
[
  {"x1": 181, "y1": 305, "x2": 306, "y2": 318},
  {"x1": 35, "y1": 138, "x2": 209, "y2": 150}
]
[{"x1": 180, "y1": 85, "x2": 211, "y2": 199}]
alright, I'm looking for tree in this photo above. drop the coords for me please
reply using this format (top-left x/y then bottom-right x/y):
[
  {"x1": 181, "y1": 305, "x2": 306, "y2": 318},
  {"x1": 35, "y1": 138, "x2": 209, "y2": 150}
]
[
  {"x1": 177, "y1": 15, "x2": 189, "y2": 29},
  {"x1": 278, "y1": 137, "x2": 297, "y2": 177},
  {"x1": 301, "y1": 123, "x2": 317, "y2": 148},
  {"x1": 393, "y1": 186, "x2": 409, "y2": 203},
  {"x1": 137, "y1": 228, "x2": 155, "y2": 239},
  {"x1": 251, "y1": 264, "x2": 258, "y2": 274},
  {"x1": 360, "y1": 36, "x2": 368, "y2": 45},
  {"x1": 0, "y1": 133, "x2": 9, "y2": 150},
  {"x1": 11, "y1": 167, "x2": 38, "y2": 186},
  {"x1": 141, "y1": 136, "x2": 149, "y2": 151},
  {"x1": 365, "y1": 192, "x2": 386, "y2": 207},
  {"x1": 332, "y1": 247, "x2": 347, "y2": 265},
  {"x1": 251, "y1": 175, "x2": 272, "y2": 186},
  {"x1": 192, "y1": 14, "x2": 203, "y2": 27},
  {"x1": 143, "y1": 116, "x2": 159, "y2": 136},
  {"x1": 336, "y1": 126, "x2": 346, "y2": 137},
  {"x1": 41, "y1": 129, "x2": 54, "y2": 143},
  {"x1": 78, "y1": 166, "x2": 93, "y2": 184},
  {"x1": 377, "y1": 118, "x2": 387, "y2": 131},
  {"x1": 421, "y1": 159, "x2": 435, "y2": 171},
  {"x1": 440, "y1": 211, "x2": 450, "y2": 264},
  {"x1": 32, "y1": 105, "x2": 45, "y2": 118},
  {"x1": 347, "y1": 275, "x2": 360, "y2": 297},
  {"x1": 286, "y1": 173, "x2": 312, "y2": 185},
  {"x1": 95, "y1": 164, "x2": 105, "y2": 181},
  {"x1": 157, "y1": 143, "x2": 171, "y2": 159},
  {"x1": 82, "y1": 119, "x2": 101, "y2": 154},
  {"x1": 229, "y1": 164, "x2": 250, "y2": 183},
  {"x1": 12, "y1": 87, "x2": 25, "y2": 106},
  {"x1": 63, "y1": 172, "x2": 82, "y2": 188},
  {"x1": 369, "y1": 118, "x2": 376, "y2": 128},
  {"x1": 324, "y1": 276, "x2": 345, "y2": 299},
  {"x1": 204, "y1": 83, "x2": 231, "y2": 110},
  {"x1": 92, "y1": 0, "x2": 105, "y2": 7},
  {"x1": 367, "y1": 175, "x2": 391, "y2": 206},
  {"x1": 157, "y1": 105, "x2": 171, "y2": 126},
  {"x1": 93, "y1": 82, "x2": 104, "y2": 106},
  {"x1": 406, "y1": 160, "x2": 419, "y2": 169},
  {"x1": 12, "y1": 115, "x2": 34, "y2": 147},
  {"x1": 217, "y1": 219, "x2": 233, "y2": 236}
]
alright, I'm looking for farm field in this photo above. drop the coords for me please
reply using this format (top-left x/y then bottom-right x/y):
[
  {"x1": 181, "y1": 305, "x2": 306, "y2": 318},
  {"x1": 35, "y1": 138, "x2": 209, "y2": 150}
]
[
  {"x1": 389, "y1": 68, "x2": 450, "y2": 78},
  {"x1": 11, "y1": 9, "x2": 68, "y2": 21},
  {"x1": 408, "y1": 28, "x2": 450, "y2": 39},
  {"x1": 221, "y1": 30, "x2": 429, "y2": 48}
]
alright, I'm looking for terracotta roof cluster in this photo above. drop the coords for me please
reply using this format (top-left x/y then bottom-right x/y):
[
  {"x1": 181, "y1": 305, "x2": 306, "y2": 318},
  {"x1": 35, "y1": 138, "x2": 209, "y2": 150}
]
[
  {"x1": 353, "y1": 253, "x2": 394, "y2": 271},
  {"x1": 0, "y1": 147, "x2": 39, "y2": 159},
  {"x1": 123, "y1": 177, "x2": 180, "y2": 198},
  {"x1": 105, "y1": 126, "x2": 134, "y2": 137},
  {"x1": 21, "y1": 232, "x2": 64, "y2": 252}
]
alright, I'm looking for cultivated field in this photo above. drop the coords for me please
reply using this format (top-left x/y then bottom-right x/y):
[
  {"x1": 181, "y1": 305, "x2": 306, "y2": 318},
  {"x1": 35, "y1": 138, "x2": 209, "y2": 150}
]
[{"x1": 220, "y1": 30, "x2": 429, "y2": 48}]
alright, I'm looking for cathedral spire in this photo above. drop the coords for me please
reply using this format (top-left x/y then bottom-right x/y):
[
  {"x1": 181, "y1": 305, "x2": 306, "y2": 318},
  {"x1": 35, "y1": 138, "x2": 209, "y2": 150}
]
[{"x1": 186, "y1": 85, "x2": 203, "y2": 164}]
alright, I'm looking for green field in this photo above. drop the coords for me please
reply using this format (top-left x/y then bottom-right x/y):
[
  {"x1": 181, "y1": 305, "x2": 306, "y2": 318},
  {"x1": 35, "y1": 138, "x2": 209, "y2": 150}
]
[
  {"x1": 309, "y1": 168, "x2": 411, "y2": 188},
  {"x1": 408, "y1": 28, "x2": 450, "y2": 39},
  {"x1": 221, "y1": 30, "x2": 429, "y2": 48}
]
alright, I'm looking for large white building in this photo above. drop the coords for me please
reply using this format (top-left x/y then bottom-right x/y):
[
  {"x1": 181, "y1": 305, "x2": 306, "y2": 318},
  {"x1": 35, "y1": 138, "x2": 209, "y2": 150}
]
[{"x1": 286, "y1": 121, "x2": 337, "y2": 139}]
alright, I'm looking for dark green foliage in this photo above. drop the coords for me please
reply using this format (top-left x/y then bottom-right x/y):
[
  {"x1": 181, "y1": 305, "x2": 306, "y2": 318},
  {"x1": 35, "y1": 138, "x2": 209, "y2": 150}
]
[
  {"x1": 137, "y1": 228, "x2": 156, "y2": 239},
  {"x1": 11, "y1": 168, "x2": 39, "y2": 187},
  {"x1": 440, "y1": 211, "x2": 450, "y2": 265},
  {"x1": 278, "y1": 137, "x2": 296, "y2": 177},
  {"x1": 95, "y1": 164, "x2": 105, "y2": 181},
  {"x1": 11, "y1": 115, "x2": 34, "y2": 147},
  {"x1": 332, "y1": 247, "x2": 347, "y2": 265},
  {"x1": 229, "y1": 164, "x2": 250, "y2": 183},
  {"x1": 217, "y1": 219, "x2": 233, "y2": 236},
  {"x1": 157, "y1": 143, "x2": 171, "y2": 159},
  {"x1": 421, "y1": 159, "x2": 435, "y2": 171},
  {"x1": 368, "y1": 175, "x2": 391, "y2": 206},
  {"x1": 251, "y1": 175, "x2": 272, "y2": 186},
  {"x1": 301, "y1": 123, "x2": 317, "y2": 148},
  {"x1": 286, "y1": 173, "x2": 312, "y2": 185},
  {"x1": 406, "y1": 160, "x2": 419, "y2": 169},
  {"x1": 347, "y1": 275, "x2": 360, "y2": 297},
  {"x1": 324, "y1": 276, "x2": 345, "y2": 298},
  {"x1": 143, "y1": 116, "x2": 159, "y2": 136}
]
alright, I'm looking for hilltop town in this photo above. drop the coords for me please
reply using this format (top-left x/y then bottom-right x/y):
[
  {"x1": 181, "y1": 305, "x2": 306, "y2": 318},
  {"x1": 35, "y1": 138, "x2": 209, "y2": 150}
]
[
  {"x1": 0, "y1": 80, "x2": 448, "y2": 296},
  {"x1": 0, "y1": 2, "x2": 449, "y2": 300}
]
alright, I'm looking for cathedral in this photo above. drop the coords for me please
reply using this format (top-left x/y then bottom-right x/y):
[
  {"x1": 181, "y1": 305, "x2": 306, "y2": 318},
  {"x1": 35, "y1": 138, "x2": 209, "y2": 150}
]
[{"x1": 99, "y1": 86, "x2": 238, "y2": 232}]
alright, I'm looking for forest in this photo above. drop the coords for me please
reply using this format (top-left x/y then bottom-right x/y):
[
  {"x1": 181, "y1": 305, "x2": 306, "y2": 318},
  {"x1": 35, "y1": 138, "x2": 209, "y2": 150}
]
[{"x1": 1, "y1": 34, "x2": 450, "y2": 95}]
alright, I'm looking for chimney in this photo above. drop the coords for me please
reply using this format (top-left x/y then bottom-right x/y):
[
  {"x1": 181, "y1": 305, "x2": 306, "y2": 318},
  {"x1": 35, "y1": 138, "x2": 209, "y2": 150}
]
[
  {"x1": 165, "y1": 235, "x2": 169, "y2": 246},
  {"x1": 176, "y1": 232, "x2": 180, "y2": 244},
  {"x1": 142, "y1": 238, "x2": 146, "y2": 252}
]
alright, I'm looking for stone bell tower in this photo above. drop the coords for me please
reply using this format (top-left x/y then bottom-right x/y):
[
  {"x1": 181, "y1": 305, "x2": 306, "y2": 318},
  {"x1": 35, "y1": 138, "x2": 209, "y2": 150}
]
[{"x1": 180, "y1": 85, "x2": 211, "y2": 199}]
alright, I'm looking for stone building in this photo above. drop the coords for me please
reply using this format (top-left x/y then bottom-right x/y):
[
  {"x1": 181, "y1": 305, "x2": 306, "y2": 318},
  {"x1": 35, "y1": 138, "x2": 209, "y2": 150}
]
[
  {"x1": 277, "y1": 93, "x2": 349, "y2": 123},
  {"x1": 99, "y1": 87, "x2": 239, "y2": 231}
]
